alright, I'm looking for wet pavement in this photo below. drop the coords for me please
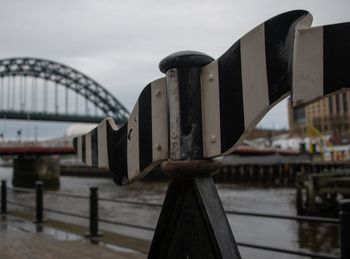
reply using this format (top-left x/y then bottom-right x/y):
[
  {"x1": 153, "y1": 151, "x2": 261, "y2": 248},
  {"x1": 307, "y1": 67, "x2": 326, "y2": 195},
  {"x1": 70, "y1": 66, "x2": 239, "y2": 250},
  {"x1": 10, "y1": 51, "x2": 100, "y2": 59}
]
[{"x1": 0, "y1": 215, "x2": 146, "y2": 259}]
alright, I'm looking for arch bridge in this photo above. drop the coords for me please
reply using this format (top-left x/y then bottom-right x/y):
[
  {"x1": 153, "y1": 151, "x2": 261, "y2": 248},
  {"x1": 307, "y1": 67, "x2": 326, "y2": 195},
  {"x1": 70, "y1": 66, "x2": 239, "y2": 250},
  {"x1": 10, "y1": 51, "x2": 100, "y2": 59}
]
[{"x1": 0, "y1": 58, "x2": 129, "y2": 124}]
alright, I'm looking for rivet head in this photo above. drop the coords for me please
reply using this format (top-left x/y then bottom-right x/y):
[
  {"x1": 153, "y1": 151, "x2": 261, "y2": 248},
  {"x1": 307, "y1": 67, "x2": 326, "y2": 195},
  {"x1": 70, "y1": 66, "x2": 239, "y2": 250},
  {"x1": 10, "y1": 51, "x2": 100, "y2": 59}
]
[
  {"x1": 155, "y1": 90, "x2": 161, "y2": 97},
  {"x1": 169, "y1": 69, "x2": 176, "y2": 79},
  {"x1": 121, "y1": 176, "x2": 128, "y2": 185},
  {"x1": 171, "y1": 130, "x2": 178, "y2": 139},
  {"x1": 210, "y1": 135, "x2": 216, "y2": 143},
  {"x1": 155, "y1": 144, "x2": 162, "y2": 150},
  {"x1": 208, "y1": 74, "x2": 214, "y2": 82}
]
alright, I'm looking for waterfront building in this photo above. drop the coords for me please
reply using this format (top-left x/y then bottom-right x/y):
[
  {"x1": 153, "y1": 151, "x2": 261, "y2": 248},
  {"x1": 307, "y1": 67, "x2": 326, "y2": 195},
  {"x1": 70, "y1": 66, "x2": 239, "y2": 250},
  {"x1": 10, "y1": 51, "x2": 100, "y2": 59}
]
[{"x1": 288, "y1": 92, "x2": 350, "y2": 139}]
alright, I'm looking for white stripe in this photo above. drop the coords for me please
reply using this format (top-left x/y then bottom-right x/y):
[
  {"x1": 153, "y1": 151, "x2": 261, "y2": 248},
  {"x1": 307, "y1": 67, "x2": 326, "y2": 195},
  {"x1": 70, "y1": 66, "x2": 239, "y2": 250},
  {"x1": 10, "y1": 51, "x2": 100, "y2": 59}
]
[
  {"x1": 85, "y1": 132, "x2": 92, "y2": 166},
  {"x1": 292, "y1": 26, "x2": 323, "y2": 106},
  {"x1": 97, "y1": 119, "x2": 109, "y2": 169},
  {"x1": 166, "y1": 69, "x2": 181, "y2": 160},
  {"x1": 151, "y1": 78, "x2": 168, "y2": 161},
  {"x1": 201, "y1": 60, "x2": 221, "y2": 158},
  {"x1": 127, "y1": 102, "x2": 139, "y2": 180},
  {"x1": 241, "y1": 24, "x2": 269, "y2": 129},
  {"x1": 77, "y1": 136, "x2": 82, "y2": 160}
]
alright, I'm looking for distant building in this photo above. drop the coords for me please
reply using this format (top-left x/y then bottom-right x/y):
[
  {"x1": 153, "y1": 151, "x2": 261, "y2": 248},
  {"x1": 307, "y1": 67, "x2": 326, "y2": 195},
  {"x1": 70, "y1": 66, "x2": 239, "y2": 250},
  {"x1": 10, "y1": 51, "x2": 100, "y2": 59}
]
[
  {"x1": 247, "y1": 128, "x2": 288, "y2": 140},
  {"x1": 288, "y1": 92, "x2": 350, "y2": 138}
]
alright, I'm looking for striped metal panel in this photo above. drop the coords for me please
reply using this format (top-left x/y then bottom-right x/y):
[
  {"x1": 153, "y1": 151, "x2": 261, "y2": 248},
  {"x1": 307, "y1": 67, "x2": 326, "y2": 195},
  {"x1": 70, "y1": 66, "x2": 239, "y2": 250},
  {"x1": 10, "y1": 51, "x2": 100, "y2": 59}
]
[
  {"x1": 201, "y1": 10, "x2": 311, "y2": 157},
  {"x1": 73, "y1": 10, "x2": 350, "y2": 185},
  {"x1": 73, "y1": 78, "x2": 168, "y2": 186},
  {"x1": 292, "y1": 22, "x2": 350, "y2": 107}
]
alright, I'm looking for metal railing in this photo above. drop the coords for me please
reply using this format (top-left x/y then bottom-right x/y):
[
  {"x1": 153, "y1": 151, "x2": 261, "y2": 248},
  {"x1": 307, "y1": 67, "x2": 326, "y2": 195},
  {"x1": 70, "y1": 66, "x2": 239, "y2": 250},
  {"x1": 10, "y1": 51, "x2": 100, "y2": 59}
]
[{"x1": 1, "y1": 180, "x2": 348, "y2": 259}]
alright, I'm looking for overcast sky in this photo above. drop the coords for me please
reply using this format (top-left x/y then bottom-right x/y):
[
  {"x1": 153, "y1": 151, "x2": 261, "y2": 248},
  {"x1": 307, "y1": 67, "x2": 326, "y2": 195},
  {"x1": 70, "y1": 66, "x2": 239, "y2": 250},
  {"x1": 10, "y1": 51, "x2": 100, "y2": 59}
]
[{"x1": 0, "y1": 0, "x2": 349, "y2": 138}]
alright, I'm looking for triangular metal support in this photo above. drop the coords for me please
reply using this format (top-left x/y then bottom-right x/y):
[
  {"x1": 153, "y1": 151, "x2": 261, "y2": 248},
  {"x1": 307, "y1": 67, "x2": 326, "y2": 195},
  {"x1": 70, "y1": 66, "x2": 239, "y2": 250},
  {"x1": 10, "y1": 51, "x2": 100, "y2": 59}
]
[{"x1": 148, "y1": 177, "x2": 241, "y2": 259}]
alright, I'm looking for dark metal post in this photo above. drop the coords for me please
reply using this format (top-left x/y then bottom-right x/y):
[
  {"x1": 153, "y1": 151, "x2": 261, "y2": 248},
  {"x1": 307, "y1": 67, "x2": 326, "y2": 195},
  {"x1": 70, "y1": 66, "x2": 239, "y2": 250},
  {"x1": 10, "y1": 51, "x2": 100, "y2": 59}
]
[
  {"x1": 86, "y1": 187, "x2": 102, "y2": 237},
  {"x1": 1, "y1": 180, "x2": 7, "y2": 214},
  {"x1": 340, "y1": 199, "x2": 350, "y2": 259},
  {"x1": 159, "y1": 51, "x2": 212, "y2": 161},
  {"x1": 148, "y1": 51, "x2": 241, "y2": 259},
  {"x1": 295, "y1": 173, "x2": 303, "y2": 215},
  {"x1": 35, "y1": 181, "x2": 44, "y2": 223}
]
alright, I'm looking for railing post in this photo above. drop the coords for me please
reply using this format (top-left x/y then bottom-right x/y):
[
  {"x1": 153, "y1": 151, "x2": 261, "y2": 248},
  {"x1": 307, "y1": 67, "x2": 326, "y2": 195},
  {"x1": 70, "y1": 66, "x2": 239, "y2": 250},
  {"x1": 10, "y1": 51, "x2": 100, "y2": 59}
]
[
  {"x1": 35, "y1": 181, "x2": 44, "y2": 224},
  {"x1": 340, "y1": 199, "x2": 350, "y2": 259},
  {"x1": 295, "y1": 172, "x2": 303, "y2": 215},
  {"x1": 1, "y1": 180, "x2": 7, "y2": 214},
  {"x1": 86, "y1": 187, "x2": 102, "y2": 237}
]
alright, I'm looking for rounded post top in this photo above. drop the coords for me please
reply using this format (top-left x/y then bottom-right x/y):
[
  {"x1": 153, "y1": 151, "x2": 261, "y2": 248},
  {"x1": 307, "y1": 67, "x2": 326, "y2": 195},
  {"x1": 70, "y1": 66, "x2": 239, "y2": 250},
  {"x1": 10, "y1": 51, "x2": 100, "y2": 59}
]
[
  {"x1": 159, "y1": 51, "x2": 214, "y2": 73},
  {"x1": 339, "y1": 199, "x2": 350, "y2": 211},
  {"x1": 90, "y1": 187, "x2": 98, "y2": 192}
]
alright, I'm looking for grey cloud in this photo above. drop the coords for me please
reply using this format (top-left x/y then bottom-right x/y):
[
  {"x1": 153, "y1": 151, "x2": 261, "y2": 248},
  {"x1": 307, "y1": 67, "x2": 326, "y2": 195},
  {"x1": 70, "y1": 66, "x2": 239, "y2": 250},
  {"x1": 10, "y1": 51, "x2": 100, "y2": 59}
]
[{"x1": 0, "y1": 0, "x2": 349, "y2": 134}]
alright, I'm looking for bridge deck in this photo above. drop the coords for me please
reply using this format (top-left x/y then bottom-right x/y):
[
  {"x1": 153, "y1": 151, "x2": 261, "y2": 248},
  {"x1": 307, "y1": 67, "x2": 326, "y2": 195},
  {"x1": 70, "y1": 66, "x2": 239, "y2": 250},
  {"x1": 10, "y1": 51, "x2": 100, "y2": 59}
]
[
  {"x1": 0, "y1": 145, "x2": 75, "y2": 156},
  {"x1": 0, "y1": 111, "x2": 106, "y2": 123}
]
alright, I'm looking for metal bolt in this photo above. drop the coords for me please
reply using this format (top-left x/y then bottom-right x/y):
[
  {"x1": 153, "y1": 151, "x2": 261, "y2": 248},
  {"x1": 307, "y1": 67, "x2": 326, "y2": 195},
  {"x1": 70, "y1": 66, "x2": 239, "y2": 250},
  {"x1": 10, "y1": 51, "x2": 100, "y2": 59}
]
[
  {"x1": 155, "y1": 144, "x2": 162, "y2": 150},
  {"x1": 155, "y1": 91, "x2": 161, "y2": 97},
  {"x1": 121, "y1": 177, "x2": 128, "y2": 185},
  {"x1": 210, "y1": 135, "x2": 216, "y2": 143},
  {"x1": 208, "y1": 74, "x2": 214, "y2": 82},
  {"x1": 171, "y1": 130, "x2": 178, "y2": 139},
  {"x1": 169, "y1": 69, "x2": 176, "y2": 79}
]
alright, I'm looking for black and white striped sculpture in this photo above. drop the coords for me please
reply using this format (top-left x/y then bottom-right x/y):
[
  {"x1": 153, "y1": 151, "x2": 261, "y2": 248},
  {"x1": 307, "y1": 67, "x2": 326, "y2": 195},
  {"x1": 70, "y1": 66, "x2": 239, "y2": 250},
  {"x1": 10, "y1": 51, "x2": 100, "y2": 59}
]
[{"x1": 73, "y1": 10, "x2": 350, "y2": 186}]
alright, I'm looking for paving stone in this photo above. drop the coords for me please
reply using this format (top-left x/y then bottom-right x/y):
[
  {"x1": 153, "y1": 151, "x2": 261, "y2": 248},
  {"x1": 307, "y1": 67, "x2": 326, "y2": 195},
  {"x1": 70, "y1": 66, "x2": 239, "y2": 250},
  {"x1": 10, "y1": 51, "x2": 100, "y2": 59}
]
[{"x1": 0, "y1": 226, "x2": 146, "y2": 259}]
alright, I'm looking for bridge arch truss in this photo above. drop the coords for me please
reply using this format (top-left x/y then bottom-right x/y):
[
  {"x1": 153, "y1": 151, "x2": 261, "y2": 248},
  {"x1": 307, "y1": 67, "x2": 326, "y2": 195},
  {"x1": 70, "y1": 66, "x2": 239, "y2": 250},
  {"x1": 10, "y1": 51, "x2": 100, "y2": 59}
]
[{"x1": 0, "y1": 57, "x2": 129, "y2": 124}]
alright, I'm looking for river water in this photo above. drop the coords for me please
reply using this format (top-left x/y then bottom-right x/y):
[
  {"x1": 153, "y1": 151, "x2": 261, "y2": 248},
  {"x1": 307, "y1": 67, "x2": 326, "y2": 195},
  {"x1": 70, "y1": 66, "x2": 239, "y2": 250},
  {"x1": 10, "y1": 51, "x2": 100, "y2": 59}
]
[{"x1": 1, "y1": 167, "x2": 339, "y2": 259}]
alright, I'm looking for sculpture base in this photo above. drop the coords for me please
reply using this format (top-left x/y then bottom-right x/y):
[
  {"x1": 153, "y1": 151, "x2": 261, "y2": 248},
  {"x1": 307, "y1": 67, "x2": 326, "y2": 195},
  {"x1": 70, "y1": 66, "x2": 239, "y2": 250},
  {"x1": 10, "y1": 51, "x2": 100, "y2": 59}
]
[{"x1": 148, "y1": 177, "x2": 241, "y2": 259}]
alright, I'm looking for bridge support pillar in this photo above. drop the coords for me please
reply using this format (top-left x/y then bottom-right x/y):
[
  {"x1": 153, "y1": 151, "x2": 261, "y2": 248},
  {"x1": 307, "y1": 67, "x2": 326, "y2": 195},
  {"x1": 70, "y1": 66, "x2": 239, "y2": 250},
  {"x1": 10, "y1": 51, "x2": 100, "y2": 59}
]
[{"x1": 12, "y1": 156, "x2": 60, "y2": 190}]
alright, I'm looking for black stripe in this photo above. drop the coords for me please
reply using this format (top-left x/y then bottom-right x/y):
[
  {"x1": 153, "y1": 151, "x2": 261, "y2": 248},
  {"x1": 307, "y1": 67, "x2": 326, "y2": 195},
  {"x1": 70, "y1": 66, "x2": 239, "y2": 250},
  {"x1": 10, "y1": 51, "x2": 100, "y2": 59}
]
[
  {"x1": 107, "y1": 122, "x2": 128, "y2": 186},
  {"x1": 218, "y1": 40, "x2": 244, "y2": 153},
  {"x1": 81, "y1": 136, "x2": 86, "y2": 162},
  {"x1": 138, "y1": 84, "x2": 153, "y2": 171},
  {"x1": 91, "y1": 128, "x2": 98, "y2": 167},
  {"x1": 323, "y1": 22, "x2": 350, "y2": 95},
  {"x1": 265, "y1": 10, "x2": 309, "y2": 104}
]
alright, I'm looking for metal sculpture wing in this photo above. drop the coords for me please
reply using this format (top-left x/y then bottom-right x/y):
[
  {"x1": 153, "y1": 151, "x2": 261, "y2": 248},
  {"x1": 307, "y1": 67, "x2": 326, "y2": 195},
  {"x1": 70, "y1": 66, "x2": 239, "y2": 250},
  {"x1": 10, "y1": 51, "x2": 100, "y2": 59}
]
[
  {"x1": 74, "y1": 10, "x2": 350, "y2": 186},
  {"x1": 200, "y1": 10, "x2": 312, "y2": 158},
  {"x1": 74, "y1": 78, "x2": 168, "y2": 185},
  {"x1": 292, "y1": 22, "x2": 350, "y2": 107}
]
